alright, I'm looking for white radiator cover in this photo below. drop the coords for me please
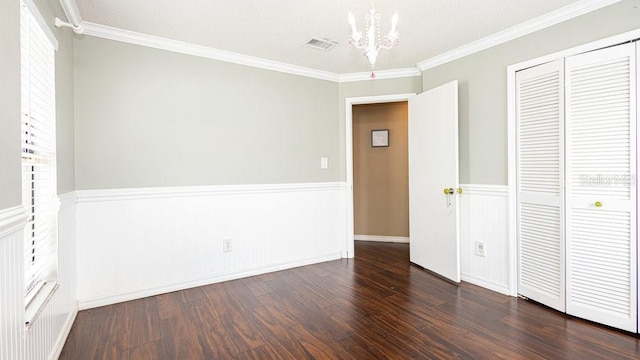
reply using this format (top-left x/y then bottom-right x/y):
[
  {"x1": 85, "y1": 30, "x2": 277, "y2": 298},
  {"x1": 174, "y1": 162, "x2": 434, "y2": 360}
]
[{"x1": 75, "y1": 182, "x2": 348, "y2": 309}]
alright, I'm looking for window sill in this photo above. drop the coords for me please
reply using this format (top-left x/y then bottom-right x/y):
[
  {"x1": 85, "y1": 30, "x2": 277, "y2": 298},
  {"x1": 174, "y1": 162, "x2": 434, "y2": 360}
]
[{"x1": 25, "y1": 282, "x2": 58, "y2": 330}]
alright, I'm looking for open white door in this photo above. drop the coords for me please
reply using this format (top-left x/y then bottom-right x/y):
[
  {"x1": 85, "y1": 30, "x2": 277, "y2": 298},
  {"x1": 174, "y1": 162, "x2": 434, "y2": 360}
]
[{"x1": 408, "y1": 81, "x2": 460, "y2": 283}]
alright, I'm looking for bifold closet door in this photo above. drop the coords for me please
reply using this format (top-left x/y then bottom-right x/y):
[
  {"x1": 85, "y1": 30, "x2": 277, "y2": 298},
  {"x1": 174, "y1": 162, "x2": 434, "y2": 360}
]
[
  {"x1": 565, "y1": 42, "x2": 637, "y2": 332},
  {"x1": 516, "y1": 59, "x2": 565, "y2": 312}
]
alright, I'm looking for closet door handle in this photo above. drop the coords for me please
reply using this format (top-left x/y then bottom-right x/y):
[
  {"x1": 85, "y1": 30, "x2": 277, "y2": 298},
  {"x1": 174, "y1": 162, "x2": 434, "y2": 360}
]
[{"x1": 594, "y1": 201, "x2": 603, "y2": 208}]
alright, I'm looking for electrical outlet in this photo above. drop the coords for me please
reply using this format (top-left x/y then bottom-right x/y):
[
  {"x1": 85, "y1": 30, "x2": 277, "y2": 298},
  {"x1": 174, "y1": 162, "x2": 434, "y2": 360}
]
[
  {"x1": 475, "y1": 242, "x2": 486, "y2": 257},
  {"x1": 223, "y1": 238, "x2": 232, "y2": 253}
]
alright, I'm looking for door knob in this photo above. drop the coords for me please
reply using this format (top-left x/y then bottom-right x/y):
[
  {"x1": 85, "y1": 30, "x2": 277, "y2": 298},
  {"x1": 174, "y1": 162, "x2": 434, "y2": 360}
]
[
  {"x1": 594, "y1": 201, "x2": 603, "y2": 208},
  {"x1": 443, "y1": 188, "x2": 454, "y2": 195}
]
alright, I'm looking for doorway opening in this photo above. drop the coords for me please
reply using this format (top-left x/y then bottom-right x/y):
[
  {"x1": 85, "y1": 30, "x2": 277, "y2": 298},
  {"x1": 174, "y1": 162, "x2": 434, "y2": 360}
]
[
  {"x1": 352, "y1": 102, "x2": 409, "y2": 244},
  {"x1": 344, "y1": 93, "x2": 416, "y2": 258}
]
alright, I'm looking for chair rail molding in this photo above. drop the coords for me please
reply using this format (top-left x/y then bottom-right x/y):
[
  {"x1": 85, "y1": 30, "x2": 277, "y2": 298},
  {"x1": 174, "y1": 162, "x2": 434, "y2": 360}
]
[{"x1": 0, "y1": 205, "x2": 27, "y2": 238}]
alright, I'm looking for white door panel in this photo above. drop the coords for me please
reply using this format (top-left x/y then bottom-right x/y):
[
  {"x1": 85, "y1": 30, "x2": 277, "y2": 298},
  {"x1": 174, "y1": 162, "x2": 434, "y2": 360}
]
[
  {"x1": 565, "y1": 42, "x2": 637, "y2": 333},
  {"x1": 408, "y1": 81, "x2": 460, "y2": 283},
  {"x1": 516, "y1": 59, "x2": 566, "y2": 312}
]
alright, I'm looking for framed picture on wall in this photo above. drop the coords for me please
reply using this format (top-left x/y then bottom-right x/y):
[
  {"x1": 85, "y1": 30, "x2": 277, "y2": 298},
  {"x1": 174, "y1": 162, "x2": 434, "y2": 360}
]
[{"x1": 371, "y1": 129, "x2": 389, "y2": 147}]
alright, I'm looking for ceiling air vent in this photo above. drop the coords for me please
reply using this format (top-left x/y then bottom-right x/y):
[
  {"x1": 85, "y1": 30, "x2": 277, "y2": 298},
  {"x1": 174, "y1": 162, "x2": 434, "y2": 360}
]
[{"x1": 305, "y1": 38, "x2": 338, "y2": 51}]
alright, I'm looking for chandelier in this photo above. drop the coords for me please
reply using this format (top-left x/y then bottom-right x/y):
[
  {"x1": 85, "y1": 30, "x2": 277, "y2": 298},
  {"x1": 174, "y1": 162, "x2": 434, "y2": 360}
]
[{"x1": 348, "y1": 1, "x2": 399, "y2": 78}]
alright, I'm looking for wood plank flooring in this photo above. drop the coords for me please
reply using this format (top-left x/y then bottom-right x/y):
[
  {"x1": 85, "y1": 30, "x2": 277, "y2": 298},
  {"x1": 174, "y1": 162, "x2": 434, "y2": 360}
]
[{"x1": 60, "y1": 241, "x2": 640, "y2": 359}]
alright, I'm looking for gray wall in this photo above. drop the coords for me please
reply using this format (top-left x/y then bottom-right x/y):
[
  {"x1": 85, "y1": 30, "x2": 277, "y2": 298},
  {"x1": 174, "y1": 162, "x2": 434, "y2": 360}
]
[
  {"x1": 74, "y1": 36, "x2": 340, "y2": 189},
  {"x1": 423, "y1": 0, "x2": 640, "y2": 185},
  {"x1": 8, "y1": 0, "x2": 635, "y2": 195},
  {"x1": 49, "y1": 0, "x2": 76, "y2": 195},
  {"x1": 0, "y1": 0, "x2": 22, "y2": 209},
  {"x1": 0, "y1": 0, "x2": 75, "y2": 210}
]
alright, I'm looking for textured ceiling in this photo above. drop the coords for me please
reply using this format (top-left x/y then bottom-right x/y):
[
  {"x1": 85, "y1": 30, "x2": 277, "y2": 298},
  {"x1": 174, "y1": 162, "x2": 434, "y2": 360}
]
[{"x1": 74, "y1": 0, "x2": 585, "y2": 74}]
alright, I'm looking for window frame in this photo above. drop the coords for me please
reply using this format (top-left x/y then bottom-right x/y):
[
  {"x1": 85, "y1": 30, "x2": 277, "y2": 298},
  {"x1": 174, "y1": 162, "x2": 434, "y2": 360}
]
[{"x1": 20, "y1": 0, "x2": 59, "y2": 327}]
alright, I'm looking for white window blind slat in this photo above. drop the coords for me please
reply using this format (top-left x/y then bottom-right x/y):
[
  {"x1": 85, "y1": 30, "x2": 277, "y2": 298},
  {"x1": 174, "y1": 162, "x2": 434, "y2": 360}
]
[{"x1": 20, "y1": 1, "x2": 58, "y2": 308}]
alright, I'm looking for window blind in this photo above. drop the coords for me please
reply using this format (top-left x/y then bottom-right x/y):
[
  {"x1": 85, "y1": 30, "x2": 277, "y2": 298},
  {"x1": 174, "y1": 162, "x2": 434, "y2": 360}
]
[{"x1": 20, "y1": 1, "x2": 58, "y2": 305}]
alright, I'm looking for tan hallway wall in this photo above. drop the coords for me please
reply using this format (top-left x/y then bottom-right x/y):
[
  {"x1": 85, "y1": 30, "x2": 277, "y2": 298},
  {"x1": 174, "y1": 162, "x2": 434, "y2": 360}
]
[{"x1": 353, "y1": 102, "x2": 409, "y2": 238}]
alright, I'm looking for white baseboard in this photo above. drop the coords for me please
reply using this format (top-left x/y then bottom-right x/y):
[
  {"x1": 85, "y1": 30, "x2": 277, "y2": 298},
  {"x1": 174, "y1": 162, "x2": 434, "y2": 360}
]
[
  {"x1": 78, "y1": 253, "x2": 341, "y2": 310},
  {"x1": 49, "y1": 304, "x2": 78, "y2": 360},
  {"x1": 355, "y1": 235, "x2": 410, "y2": 243},
  {"x1": 461, "y1": 274, "x2": 510, "y2": 296}
]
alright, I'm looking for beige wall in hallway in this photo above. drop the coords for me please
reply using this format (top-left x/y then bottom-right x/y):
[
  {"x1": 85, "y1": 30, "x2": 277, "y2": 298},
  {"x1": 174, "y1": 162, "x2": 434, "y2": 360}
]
[{"x1": 353, "y1": 102, "x2": 409, "y2": 237}]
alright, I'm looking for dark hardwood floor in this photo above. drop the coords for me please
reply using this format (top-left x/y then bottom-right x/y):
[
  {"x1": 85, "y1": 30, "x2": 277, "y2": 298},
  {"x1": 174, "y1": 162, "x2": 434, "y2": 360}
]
[{"x1": 60, "y1": 241, "x2": 640, "y2": 359}]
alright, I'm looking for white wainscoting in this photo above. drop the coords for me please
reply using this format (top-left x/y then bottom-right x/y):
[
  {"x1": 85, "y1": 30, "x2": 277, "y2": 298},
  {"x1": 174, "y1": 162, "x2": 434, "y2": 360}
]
[
  {"x1": 76, "y1": 182, "x2": 348, "y2": 309},
  {"x1": 459, "y1": 184, "x2": 510, "y2": 295},
  {"x1": 0, "y1": 206, "x2": 27, "y2": 360},
  {"x1": 0, "y1": 192, "x2": 77, "y2": 360},
  {"x1": 354, "y1": 235, "x2": 410, "y2": 243}
]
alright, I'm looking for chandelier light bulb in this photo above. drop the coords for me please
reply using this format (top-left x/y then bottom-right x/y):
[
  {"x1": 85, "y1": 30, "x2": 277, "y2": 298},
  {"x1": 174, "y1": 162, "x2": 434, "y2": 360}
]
[
  {"x1": 388, "y1": 11, "x2": 399, "y2": 42},
  {"x1": 348, "y1": 12, "x2": 362, "y2": 43}
]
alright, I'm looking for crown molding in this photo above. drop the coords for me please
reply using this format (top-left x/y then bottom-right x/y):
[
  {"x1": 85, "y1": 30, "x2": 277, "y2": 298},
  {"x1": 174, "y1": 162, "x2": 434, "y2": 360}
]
[
  {"x1": 81, "y1": 22, "x2": 342, "y2": 82},
  {"x1": 81, "y1": 21, "x2": 419, "y2": 84},
  {"x1": 338, "y1": 67, "x2": 421, "y2": 82},
  {"x1": 417, "y1": 0, "x2": 623, "y2": 71},
  {"x1": 79, "y1": 0, "x2": 621, "y2": 82}
]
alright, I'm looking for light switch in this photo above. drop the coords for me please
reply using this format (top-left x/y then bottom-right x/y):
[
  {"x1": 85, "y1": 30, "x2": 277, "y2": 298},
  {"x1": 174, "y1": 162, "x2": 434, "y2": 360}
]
[{"x1": 320, "y1": 157, "x2": 328, "y2": 169}]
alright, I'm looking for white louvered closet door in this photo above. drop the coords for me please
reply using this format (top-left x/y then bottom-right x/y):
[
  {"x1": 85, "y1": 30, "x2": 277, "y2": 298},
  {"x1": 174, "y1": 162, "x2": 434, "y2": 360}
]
[
  {"x1": 516, "y1": 60, "x2": 566, "y2": 312},
  {"x1": 565, "y1": 43, "x2": 637, "y2": 332}
]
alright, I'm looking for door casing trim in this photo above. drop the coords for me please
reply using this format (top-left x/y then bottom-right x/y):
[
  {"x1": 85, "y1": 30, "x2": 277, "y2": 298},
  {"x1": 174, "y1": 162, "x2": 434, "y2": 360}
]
[{"x1": 344, "y1": 93, "x2": 417, "y2": 258}]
